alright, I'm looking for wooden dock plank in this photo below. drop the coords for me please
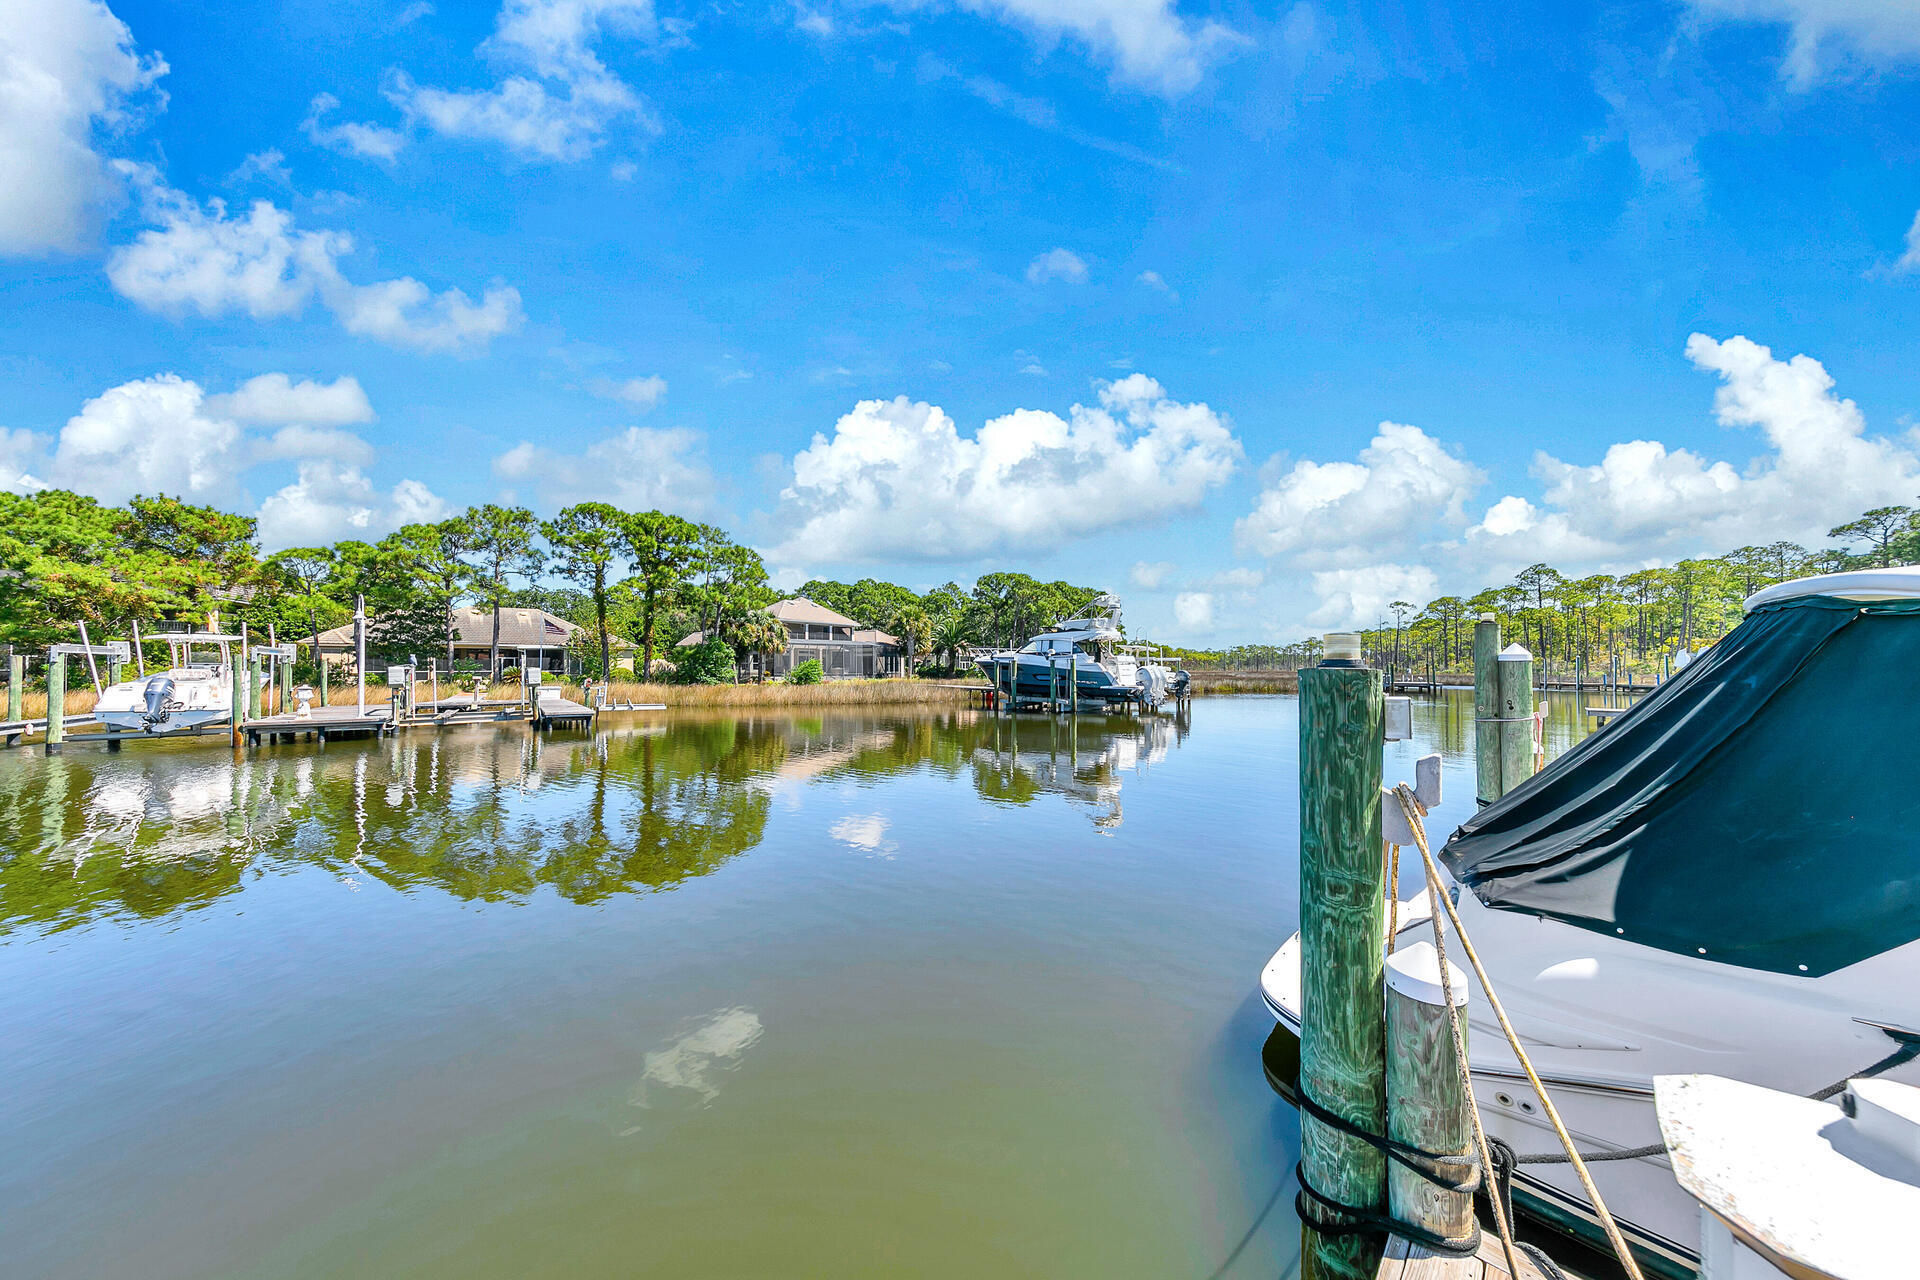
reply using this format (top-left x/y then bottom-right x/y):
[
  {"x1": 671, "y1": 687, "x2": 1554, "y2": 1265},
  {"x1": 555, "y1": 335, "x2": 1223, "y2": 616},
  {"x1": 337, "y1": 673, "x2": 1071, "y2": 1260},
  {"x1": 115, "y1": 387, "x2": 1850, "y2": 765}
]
[{"x1": 1375, "y1": 1233, "x2": 1551, "y2": 1280}]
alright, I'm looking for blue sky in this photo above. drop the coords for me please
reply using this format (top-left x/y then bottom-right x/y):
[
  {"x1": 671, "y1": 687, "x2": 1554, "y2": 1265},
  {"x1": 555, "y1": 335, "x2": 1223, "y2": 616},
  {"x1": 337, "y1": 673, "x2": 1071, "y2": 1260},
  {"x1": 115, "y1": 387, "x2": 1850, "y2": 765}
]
[{"x1": 4, "y1": 0, "x2": 1920, "y2": 642}]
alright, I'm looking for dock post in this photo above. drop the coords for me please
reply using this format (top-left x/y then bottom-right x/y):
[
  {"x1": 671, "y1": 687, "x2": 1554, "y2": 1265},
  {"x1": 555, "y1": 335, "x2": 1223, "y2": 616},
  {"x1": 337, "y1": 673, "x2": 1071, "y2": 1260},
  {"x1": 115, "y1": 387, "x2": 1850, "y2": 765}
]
[
  {"x1": 1049, "y1": 654, "x2": 1058, "y2": 712},
  {"x1": 1496, "y1": 644, "x2": 1534, "y2": 797},
  {"x1": 247, "y1": 652, "x2": 263, "y2": 721},
  {"x1": 1298, "y1": 635, "x2": 1386, "y2": 1278},
  {"x1": 1069, "y1": 653, "x2": 1078, "y2": 715},
  {"x1": 7, "y1": 652, "x2": 21, "y2": 723},
  {"x1": 231, "y1": 658, "x2": 246, "y2": 748},
  {"x1": 44, "y1": 654, "x2": 66, "y2": 754},
  {"x1": 1471, "y1": 615, "x2": 1500, "y2": 807},
  {"x1": 1385, "y1": 942, "x2": 1475, "y2": 1253}
]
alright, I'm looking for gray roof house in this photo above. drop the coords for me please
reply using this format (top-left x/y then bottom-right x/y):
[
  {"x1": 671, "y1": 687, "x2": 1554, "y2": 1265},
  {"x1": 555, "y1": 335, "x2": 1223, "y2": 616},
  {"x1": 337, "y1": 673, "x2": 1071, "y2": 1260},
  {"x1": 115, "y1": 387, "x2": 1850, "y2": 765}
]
[
  {"x1": 678, "y1": 597, "x2": 905, "y2": 680},
  {"x1": 313, "y1": 607, "x2": 584, "y2": 674}
]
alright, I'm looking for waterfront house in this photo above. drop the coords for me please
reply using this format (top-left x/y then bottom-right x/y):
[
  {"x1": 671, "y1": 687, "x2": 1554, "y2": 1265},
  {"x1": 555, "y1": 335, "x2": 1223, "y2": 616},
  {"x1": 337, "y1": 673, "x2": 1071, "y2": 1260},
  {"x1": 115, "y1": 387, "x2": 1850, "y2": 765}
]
[
  {"x1": 677, "y1": 597, "x2": 906, "y2": 680},
  {"x1": 312, "y1": 607, "x2": 588, "y2": 675}
]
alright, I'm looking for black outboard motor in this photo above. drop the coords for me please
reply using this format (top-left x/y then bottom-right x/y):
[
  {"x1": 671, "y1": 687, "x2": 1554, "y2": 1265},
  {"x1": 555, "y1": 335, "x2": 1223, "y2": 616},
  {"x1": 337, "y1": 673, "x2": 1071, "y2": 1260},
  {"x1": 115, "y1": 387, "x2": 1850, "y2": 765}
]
[
  {"x1": 141, "y1": 675, "x2": 176, "y2": 728},
  {"x1": 1171, "y1": 669, "x2": 1191, "y2": 698}
]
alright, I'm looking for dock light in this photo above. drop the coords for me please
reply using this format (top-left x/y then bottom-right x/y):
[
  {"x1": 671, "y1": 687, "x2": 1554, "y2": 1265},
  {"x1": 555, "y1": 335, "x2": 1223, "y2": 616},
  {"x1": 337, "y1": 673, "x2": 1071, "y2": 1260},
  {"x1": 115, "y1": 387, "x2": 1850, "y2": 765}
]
[{"x1": 1321, "y1": 632, "x2": 1362, "y2": 666}]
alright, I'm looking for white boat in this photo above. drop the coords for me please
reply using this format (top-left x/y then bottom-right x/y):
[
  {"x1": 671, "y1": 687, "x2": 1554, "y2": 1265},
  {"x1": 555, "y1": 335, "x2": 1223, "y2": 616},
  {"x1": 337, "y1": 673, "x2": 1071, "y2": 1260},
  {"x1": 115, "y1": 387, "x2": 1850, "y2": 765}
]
[
  {"x1": 975, "y1": 594, "x2": 1189, "y2": 707},
  {"x1": 94, "y1": 632, "x2": 240, "y2": 733},
  {"x1": 1261, "y1": 567, "x2": 1920, "y2": 1278}
]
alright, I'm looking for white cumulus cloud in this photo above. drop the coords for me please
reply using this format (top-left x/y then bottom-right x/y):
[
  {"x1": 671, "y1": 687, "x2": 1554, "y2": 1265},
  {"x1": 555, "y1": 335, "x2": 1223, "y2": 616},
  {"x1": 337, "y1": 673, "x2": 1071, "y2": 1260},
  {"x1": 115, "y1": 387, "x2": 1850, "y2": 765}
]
[
  {"x1": 908, "y1": 0, "x2": 1240, "y2": 95},
  {"x1": 10, "y1": 372, "x2": 442, "y2": 549},
  {"x1": 0, "y1": 0, "x2": 168, "y2": 255},
  {"x1": 492, "y1": 425, "x2": 714, "y2": 513},
  {"x1": 204, "y1": 372, "x2": 375, "y2": 427},
  {"x1": 257, "y1": 463, "x2": 448, "y2": 550},
  {"x1": 1027, "y1": 246, "x2": 1088, "y2": 284},
  {"x1": 1236, "y1": 422, "x2": 1482, "y2": 563},
  {"x1": 386, "y1": 0, "x2": 660, "y2": 161},
  {"x1": 768, "y1": 374, "x2": 1240, "y2": 563},
  {"x1": 301, "y1": 92, "x2": 406, "y2": 162},
  {"x1": 1469, "y1": 334, "x2": 1920, "y2": 570},
  {"x1": 1306, "y1": 565, "x2": 1440, "y2": 630},
  {"x1": 1173, "y1": 591, "x2": 1214, "y2": 632},
  {"x1": 1130, "y1": 559, "x2": 1174, "y2": 588},
  {"x1": 105, "y1": 169, "x2": 523, "y2": 353},
  {"x1": 588, "y1": 374, "x2": 667, "y2": 408}
]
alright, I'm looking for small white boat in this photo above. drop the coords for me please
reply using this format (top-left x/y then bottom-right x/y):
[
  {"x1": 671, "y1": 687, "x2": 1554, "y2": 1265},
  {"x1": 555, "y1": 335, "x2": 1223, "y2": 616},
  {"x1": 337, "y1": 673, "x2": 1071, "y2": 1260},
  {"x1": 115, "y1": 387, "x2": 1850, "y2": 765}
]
[
  {"x1": 1262, "y1": 566, "x2": 1920, "y2": 1278},
  {"x1": 975, "y1": 594, "x2": 1189, "y2": 707},
  {"x1": 94, "y1": 633, "x2": 239, "y2": 733}
]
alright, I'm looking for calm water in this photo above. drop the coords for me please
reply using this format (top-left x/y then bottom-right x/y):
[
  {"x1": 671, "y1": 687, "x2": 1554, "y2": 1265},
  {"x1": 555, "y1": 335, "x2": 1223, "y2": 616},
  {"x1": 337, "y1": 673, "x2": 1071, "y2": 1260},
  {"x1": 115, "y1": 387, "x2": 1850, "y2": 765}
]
[{"x1": 1, "y1": 692, "x2": 1596, "y2": 1279}]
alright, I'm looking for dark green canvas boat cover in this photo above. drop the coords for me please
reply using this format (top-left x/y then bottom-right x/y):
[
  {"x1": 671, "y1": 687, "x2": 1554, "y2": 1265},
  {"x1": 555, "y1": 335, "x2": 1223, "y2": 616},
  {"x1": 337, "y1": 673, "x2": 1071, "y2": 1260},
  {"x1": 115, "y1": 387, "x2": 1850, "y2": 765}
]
[{"x1": 1440, "y1": 595, "x2": 1920, "y2": 977}]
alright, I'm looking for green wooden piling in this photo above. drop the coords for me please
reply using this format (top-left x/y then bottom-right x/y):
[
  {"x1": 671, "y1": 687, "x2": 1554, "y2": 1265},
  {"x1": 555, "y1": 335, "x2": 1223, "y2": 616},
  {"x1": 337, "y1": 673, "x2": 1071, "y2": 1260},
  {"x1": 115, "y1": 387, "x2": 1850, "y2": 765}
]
[
  {"x1": 281, "y1": 656, "x2": 294, "y2": 713},
  {"x1": 44, "y1": 655, "x2": 66, "y2": 754},
  {"x1": 1496, "y1": 643, "x2": 1535, "y2": 797},
  {"x1": 1069, "y1": 653, "x2": 1079, "y2": 715},
  {"x1": 247, "y1": 653, "x2": 263, "y2": 720},
  {"x1": 319, "y1": 657, "x2": 328, "y2": 706},
  {"x1": 230, "y1": 657, "x2": 246, "y2": 748},
  {"x1": 1298, "y1": 654, "x2": 1386, "y2": 1279},
  {"x1": 1385, "y1": 941, "x2": 1475, "y2": 1251},
  {"x1": 1472, "y1": 615, "x2": 1500, "y2": 807},
  {"x1": 7, "y1": 653, "x2": 21, "y2": 723}
]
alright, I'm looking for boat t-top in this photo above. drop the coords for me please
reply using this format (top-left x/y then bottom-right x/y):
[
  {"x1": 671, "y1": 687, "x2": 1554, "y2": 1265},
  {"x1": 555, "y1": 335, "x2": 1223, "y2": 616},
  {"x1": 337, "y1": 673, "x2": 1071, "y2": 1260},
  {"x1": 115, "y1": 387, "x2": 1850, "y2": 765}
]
[
  {"x1": 975, "y1": 593, "x2": 1189, "y2": 708},
  {"x1": 95, "y1": 632, "x2": 240, "y2": 734},
  {"x1": 1260, "y1": 566, "x2": 1920, "y2": 1276}
]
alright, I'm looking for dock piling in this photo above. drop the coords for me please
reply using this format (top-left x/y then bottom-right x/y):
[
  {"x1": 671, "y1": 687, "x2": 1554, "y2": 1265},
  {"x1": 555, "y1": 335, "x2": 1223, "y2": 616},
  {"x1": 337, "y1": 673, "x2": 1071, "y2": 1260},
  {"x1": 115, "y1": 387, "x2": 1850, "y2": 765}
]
[
  {"x1": 231, "y1": 658, "x2": 246, "y2": 749},
  {"x1": 7, "y1": 653, "x2": 21, "y2": 724},
  {"x1": 44, "y1": 655, "x2": 65, "y2": 754},
  {"x1": 1495, "y1": 645, "x2": 1534, "y2": 798},
  {"x1": 1298, "y1": 635, "x2": 1387, "y2": 1278},
  {"x1": 1385, "y1": 942, "x2": 1475, "y2": 1253},
  {"x1": 1471, "y1": 615, "x2": 1499, "y2": 807}
]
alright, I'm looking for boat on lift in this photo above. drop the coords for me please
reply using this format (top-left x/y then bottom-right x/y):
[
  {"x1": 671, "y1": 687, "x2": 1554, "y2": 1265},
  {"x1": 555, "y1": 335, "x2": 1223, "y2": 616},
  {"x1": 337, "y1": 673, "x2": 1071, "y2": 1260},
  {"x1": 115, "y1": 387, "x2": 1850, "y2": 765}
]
[
  {"x1": 1260, "y1": 566, "x2": 1920, "y2": 1278},
  {"x1": 974, "y1": 594, "x2": 1189, "y2": 707},
  {"x1": 94, "y1": 632, "x2": 240, "y2": 733}
]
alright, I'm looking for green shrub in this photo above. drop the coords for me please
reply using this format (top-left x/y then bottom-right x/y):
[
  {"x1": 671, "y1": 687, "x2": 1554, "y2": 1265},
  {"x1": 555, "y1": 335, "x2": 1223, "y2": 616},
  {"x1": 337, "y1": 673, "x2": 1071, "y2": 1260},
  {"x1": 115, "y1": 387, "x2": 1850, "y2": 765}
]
[
  {"x1": 787, "y1": 658, "x2": 823, "y2": 685},
  {"x1": 671, "y1": 639, "x2": 736, "y2": 685},
  {"x1": 497, "y1": 666, "x2": 521, "y2": 684}
]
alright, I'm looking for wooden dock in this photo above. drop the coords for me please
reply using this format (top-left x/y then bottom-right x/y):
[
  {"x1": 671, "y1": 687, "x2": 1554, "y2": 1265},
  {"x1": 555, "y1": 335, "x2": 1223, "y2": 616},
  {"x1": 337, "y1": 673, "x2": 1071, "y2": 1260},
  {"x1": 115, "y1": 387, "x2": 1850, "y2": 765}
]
[
  {"x1": 1376, "y1": 1232, "x2": 1551, "y2": 1280},
  {"x1": 531, "y1": 688, "x2": 595, "y2": 729},
  {"x1": 244, "y1": 706, "x2": 397, "y2": 745}
]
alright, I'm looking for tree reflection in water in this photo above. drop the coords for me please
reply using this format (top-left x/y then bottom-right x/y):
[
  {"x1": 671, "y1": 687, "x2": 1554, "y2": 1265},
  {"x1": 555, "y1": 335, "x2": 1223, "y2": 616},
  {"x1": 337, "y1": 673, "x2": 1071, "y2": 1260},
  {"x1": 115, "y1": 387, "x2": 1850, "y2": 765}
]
[{"x1": 0, "y1": 708, "x2": 1189, "y2": 933}]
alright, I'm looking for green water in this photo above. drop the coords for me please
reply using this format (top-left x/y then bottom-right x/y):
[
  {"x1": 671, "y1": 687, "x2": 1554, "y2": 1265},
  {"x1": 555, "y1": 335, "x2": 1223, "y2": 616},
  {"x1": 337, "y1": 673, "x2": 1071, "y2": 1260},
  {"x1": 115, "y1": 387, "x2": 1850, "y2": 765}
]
[{"x1": 0, "y1": 693, "x2": 1589, "y2": 1279}]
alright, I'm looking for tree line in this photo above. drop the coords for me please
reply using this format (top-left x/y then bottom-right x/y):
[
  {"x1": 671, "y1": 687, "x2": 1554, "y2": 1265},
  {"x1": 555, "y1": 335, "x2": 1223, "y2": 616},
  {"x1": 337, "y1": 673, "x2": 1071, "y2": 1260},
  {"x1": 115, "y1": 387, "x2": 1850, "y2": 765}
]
[
  {"x1": 0, "y1": 488, "x2": 1105, "y2": 681},
  {"x1": 1173, "y1": 504, "x2": 1919, "y2": 679},
  {"x1": 0, "y1": 490, "x2": 779, "y2": 680}
]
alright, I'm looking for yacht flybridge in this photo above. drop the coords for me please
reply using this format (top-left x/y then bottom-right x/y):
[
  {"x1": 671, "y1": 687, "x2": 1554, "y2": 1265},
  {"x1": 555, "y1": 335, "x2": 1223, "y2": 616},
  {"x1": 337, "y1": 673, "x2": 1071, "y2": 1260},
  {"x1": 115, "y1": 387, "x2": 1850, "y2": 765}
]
[
  {"x1": 974, "y1": 594, "x2": 1189, "y2": 708},
  {"x1": 94, "y1": 633, "x2": 239, "y2": 733},
  {"x1": 1262, "y1": 566, "x2": 1920, "y2": 1276}
]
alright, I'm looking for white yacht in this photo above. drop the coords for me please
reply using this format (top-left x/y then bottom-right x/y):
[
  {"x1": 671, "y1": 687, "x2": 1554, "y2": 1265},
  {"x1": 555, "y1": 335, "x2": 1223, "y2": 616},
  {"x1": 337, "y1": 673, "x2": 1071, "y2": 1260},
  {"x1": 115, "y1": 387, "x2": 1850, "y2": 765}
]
[
  {"x1": 1261, "y1": 567, "x2": 1920, "y2": 1278},
  {"x1": 94, "y1": 633, "x2": 240, "y2": 733},
  {"x1": 975, "y1": 594, "x2": 1189, "y2": 707}
]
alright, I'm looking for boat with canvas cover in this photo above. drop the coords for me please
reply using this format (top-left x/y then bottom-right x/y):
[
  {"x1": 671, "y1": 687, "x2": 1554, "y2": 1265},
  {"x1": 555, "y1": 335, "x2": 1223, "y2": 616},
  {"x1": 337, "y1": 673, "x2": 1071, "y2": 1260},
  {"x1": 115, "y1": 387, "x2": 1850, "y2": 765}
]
[
  {"x1": 1261, "y1": 566, "x2": 1920, "y2": 1277},
  {"x1": 974, "y1": 594, "x2": 1189, "y2": 707},
  {"x1": 94, "y1": 632, "x2": 239, "y2": 733}
]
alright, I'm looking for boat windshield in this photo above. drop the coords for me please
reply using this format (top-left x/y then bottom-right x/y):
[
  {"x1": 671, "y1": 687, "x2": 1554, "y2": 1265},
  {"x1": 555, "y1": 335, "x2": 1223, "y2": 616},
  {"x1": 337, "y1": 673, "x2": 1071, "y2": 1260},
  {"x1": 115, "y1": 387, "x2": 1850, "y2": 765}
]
[{"x1": 1018, "y1": 636, "x2": 1085, "y2": 656}]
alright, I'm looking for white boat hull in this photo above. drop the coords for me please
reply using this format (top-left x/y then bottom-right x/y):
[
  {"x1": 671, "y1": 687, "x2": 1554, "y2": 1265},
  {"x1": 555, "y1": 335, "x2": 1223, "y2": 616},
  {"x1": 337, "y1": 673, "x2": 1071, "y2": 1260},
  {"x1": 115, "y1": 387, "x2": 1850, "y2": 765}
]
[
  {"x1": 96, "y1": 707, "x2": 231, "y2": 733},
  {"x1": 1261, "y1": 891, "x2": 1920, "y2": 1275},
  {"x1": 93, "y1": 668, "x2": 234, "y2": 735}
]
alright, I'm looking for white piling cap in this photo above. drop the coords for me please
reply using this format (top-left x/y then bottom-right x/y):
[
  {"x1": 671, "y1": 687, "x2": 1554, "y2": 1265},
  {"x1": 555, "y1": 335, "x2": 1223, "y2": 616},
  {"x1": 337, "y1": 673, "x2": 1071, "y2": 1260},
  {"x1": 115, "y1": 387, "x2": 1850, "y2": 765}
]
[
  {"x1": 1386, "y1": 940, "x2": 1469, "y2": 1008},
  {"x1": 1497, "y1": 643, "x2": 1533, "y2": 662},
  {"x1": 1322, "y1": 632, "x2": 1362, "y2": 663}
]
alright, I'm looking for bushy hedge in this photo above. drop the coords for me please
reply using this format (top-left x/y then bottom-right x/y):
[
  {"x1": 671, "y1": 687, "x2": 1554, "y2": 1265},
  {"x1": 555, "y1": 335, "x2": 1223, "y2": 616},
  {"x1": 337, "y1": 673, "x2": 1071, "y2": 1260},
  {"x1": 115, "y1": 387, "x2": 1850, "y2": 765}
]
[
  {"x1": 671, "y1": 638, "x2": 736, "y2": 685},
  {"x1": 786, "y1": 658, "x2": 823, "y2": 685}
]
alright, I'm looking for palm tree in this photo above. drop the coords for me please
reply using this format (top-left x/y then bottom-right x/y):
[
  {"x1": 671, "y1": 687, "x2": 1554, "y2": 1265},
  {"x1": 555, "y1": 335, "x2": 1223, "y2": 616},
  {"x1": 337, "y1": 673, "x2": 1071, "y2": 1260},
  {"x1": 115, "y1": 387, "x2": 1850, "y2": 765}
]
[
  {"x1": 932, "y1": 612, "x2": 973, "y2": 675},
  {"x1": 720, "y1": 609, "x2": 787, "y2": 682},
  {"x1": 889, "y1": 605, "x2": 932, "y2": 676}
]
